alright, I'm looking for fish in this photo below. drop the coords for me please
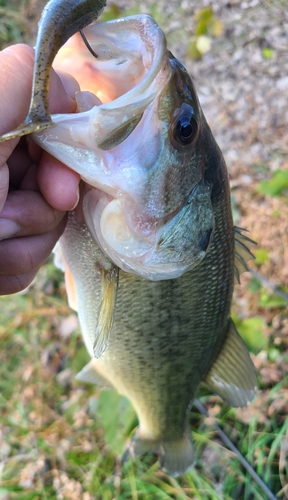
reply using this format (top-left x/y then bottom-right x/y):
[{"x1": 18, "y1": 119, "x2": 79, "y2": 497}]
[{"x1": 0, "y1": 0, "x2": 257, "y2": 476}]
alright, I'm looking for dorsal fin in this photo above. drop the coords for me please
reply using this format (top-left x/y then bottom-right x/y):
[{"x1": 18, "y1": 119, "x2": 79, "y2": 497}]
[
  {"x1": 234, "y1": 226, "x2": 256, "y2": 284},
  {"x1": 204, "y1": 319, "x2": 257, "y2": 407}
]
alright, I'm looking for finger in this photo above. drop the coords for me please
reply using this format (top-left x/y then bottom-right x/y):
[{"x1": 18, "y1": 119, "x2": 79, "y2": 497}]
[
  {"x1": 27, "y1": 70, "x2": 79, "y2": 162},
  {"x1": 0, "y1": 216, "x2": 66, "y2": 276},
  {"x1": 0, "y1": 270, "x2": 38, "y2": 296},
  {"x1": 38, "y1": 153, "x2": 80, "y2": 211},
  {"x1": 0, "y1": 44, "x2": 34, "y2": 135},
  {"x1": 0, "y1": 44, "x2": 78, "y2": 164},
  {"x1": 0, "y1": 190, "x2": 65, "y2": 240},
  {"x1": 47, "y1": 68, "x2": 78, "y2": 116},
  {"x1": 0, "y1": 45, "x2": 35, "y2": 209},
  {"x1": 51, "y1": 69, "x2": 80, "y2": 107},
  {"x1": 6, "y1": 138, "x2": 35, "y2": 189},
  {"x1": 0, "y1": 44, "x2": 77, "y2": 131},
  {"x1": 19, "y1": 162, "x2": 39, "y2": 191},
  {"x1": 36, "y1": 70, "x2": 80, "y2": 210}
]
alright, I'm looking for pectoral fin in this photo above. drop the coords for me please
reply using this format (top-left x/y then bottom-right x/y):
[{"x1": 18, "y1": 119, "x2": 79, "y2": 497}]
[
  {"x1": 234, "y1": 226, "x2": 256, "y2": 284},
  {"x1": 93, "y1": 266, "x2": 119, "y2": 358},
  {"x1": 204, "y1": 319, "x2": 257, "y2": 407},
  {"x1": 58, "y1": 211, "x2": 118, "y2": 358}
]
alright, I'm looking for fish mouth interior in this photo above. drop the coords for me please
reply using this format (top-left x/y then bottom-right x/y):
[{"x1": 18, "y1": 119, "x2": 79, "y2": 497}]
[{"x1": 53, "y1": 15, "x2": 167, "y2": 106}]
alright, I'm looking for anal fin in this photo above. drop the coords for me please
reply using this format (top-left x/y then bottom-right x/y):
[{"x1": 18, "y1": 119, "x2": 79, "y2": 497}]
[
  {"x1": 204, "y1": 319, "x2": 257, "y2": 407},
  {"x1": 234, "y1": 226, "x2": 256, "y2": 284},
  {"x1": 76, "y1": 359, "x2": 112, "y2": 388}
]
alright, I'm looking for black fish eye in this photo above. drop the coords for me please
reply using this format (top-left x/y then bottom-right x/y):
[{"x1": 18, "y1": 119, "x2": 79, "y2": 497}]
[{"x1": 171, "y1": 104, "x2": 198, "y2": 147}]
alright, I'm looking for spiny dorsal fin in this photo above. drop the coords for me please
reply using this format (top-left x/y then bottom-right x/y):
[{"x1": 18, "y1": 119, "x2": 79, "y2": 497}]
[
  {"x1": 204, "y1": 319, "x2": 257, "y2": 407},
  {"x1": 93, "y1": 266, "x2": 119, "y2": 359},
  {"x1": 234, "y1": 226, "x2": 256, "y2": 284},
  {"x1": 75, "y1": 359, "x2": 112, "y2": 388}
]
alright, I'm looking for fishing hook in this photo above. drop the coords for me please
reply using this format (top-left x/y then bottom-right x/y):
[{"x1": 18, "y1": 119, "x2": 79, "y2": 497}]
[
  {"x1": 79, "y1": 28, "x2": 98, "y2": 58},
  {"x1": 248, "y1": 268, "x2": 288, "y2": 302},
  {"x1": 195, "y1": 399, "x2": 278, "y2": 500}
]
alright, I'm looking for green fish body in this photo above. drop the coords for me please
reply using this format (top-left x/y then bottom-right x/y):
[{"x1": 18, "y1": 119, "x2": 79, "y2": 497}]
[{"x1": 58, "y1": 148, "x2": 256, "y2": 476}]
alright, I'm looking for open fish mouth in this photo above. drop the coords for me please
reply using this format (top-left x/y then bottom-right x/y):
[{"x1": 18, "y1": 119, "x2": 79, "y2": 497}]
[{"x1": 34, "y1": 15, "x2": 215, "y2": 281}]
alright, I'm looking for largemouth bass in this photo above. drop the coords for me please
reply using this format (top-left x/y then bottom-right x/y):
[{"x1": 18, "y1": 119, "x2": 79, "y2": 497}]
[{"x1": 0, "y1": 0, "x2": 257, "y2": 476}]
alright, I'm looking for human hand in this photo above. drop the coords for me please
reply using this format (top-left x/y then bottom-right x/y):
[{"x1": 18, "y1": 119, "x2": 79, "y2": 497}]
[{"x1": 0, "y1": 44, "x2": 81, "y2": 295}]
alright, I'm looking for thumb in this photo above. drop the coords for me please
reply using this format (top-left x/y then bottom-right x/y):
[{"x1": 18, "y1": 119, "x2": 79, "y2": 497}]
[
  {"x1": 0, "y1": 44, "x2": 35, "y2": 212},
  {"x1": 49, "y1": 69, "x2": 80, "y2": 114},
  {"x1": 0, "y1": 43, "x2": 80, "y2": 136},
  {"x1": 0, "y1": 44, "x2": 34, "y2": 136}
]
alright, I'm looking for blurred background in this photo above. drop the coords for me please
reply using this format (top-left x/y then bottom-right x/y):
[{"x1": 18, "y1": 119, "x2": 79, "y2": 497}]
[{"x1": 0, "y1": 0, "x2": 287, "y2": 498}]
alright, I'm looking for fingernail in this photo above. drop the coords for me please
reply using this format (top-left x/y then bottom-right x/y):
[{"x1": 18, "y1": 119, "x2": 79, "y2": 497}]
[
  {"x1": 0, "y1": 219, "x2": 20, "y2": 240},
  {"x1": 70, "y1": 186, "x2": 80, "y2": 211}
]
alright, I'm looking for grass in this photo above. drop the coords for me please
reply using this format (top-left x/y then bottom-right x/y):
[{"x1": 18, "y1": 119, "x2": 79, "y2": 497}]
[{"x1": 0, "y1": 262, "x2": 287, "y2": 499}]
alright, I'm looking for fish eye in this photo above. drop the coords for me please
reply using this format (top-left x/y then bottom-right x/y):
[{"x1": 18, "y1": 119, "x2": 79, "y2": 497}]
[{"x1": 170, "y1": 104, "x2": 198, "y2": 147}]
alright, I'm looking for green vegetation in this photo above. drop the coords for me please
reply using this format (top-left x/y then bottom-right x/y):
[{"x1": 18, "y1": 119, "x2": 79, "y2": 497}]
[
  {"x1": 262, "y1": 47, "x2": 274, "y2": 60},
  {"x1": 257, "y1": 169, "x2": 288, "y2": 197},
  {"x1": 0, "y1": 6, "x2": 23, "y2": 45},
  {"x1": 233, "y1": 315, "x2": 268, "y2": 354},
  {"x1": 0, "y1": 0, "x2": 46, "y2": 49},
  {"x1": 187, "y1": 7, "x2": 223, "y2": 60},
  {"x1": 254, "y1": 249, "x2": 270, "y2": 266}
]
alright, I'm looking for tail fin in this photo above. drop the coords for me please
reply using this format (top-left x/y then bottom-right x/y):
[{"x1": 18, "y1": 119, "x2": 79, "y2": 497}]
[{"x1": 123, "y1": 432, "x2": 194, "y2": 477}]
